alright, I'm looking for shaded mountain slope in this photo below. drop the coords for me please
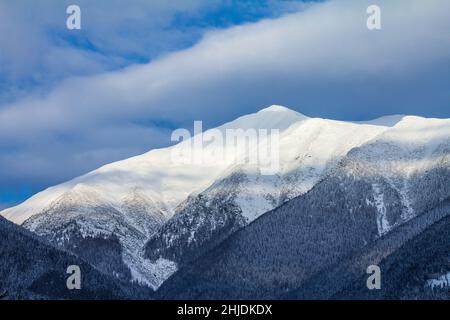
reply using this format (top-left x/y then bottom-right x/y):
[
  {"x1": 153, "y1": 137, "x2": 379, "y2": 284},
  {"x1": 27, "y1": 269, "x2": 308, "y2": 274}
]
[
  {"x1": 287, "y1": 199, "x2": 450, "y2": 300},
  {"x1": 155, "y1": 174, "x2": 381, "y2": 299},
  {"x1": 0, "y1": 216, "x2": 152, "y2": 300},
  {"x1": 333, "y1": 202, "x2": 450, "y2": 300}
]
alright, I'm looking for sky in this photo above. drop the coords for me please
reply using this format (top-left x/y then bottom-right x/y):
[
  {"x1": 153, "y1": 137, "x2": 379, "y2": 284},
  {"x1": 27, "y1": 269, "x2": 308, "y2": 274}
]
[{"x1": 0, "y1": 0, "x2": 449, "y2": 208}]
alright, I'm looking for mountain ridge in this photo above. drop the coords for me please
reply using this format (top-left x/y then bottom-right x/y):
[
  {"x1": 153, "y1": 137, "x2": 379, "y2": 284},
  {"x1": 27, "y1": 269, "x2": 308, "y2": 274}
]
[{"x1": 2, "y1": 105, "x2": 449, "y2": 291}]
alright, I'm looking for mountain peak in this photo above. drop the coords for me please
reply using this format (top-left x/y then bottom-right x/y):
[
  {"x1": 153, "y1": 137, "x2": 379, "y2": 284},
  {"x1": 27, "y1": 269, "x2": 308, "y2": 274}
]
[
  {"x1": 260, "y1": 105, "x2": 291, "y2": 112},
  {"x1": 258, "y1": 105, "x2": 304, "y2": 115}
]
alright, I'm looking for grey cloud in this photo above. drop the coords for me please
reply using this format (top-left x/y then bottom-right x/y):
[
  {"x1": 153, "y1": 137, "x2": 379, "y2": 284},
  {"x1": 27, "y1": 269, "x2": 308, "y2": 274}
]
[
  {"x1": 0, "y1": 0, "x2": 306, "y2": 105},
  {"x1": 0, "y1": 0, "x2": 215, "y2": 104}
]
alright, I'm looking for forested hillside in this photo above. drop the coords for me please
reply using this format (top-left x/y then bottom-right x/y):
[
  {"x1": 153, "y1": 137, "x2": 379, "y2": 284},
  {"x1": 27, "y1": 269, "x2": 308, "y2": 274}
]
[{"x1": 0, "y1": 216, "x2": 152, "y2": 299}]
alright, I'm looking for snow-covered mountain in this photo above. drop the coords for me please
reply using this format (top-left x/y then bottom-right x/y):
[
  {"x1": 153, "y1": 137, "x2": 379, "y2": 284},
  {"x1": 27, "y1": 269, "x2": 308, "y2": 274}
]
[
  {"x1": 2, "y1": 105, "x2": 304, "y2": 225},
  {"x1": 340, "y1": 116, "x2": 450, "y2": 235},
  {"x1": 1, "y1": 105, "x2": 307, "y2": 287},
  {"x1": 144, "y1": 117, "x2": 390, "y2": 269},
  {"x1": 2, "y1": 105, "x2": 449, "y2": 292},
  {"x1": 156, "y1": 116, "x2": 450, "y2": 300}
]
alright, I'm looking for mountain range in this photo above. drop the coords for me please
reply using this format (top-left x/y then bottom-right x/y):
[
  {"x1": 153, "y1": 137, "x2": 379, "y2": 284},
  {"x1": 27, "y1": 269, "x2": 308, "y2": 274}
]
[{"x1": 2, "y1": 105, "x2": 450, "y2": 299}]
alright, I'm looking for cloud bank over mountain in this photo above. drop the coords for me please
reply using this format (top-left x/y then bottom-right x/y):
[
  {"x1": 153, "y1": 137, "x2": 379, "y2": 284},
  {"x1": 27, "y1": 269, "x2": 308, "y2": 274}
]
[{"x1": 1, "y1": 0, "x2": 449, "y2": 206}]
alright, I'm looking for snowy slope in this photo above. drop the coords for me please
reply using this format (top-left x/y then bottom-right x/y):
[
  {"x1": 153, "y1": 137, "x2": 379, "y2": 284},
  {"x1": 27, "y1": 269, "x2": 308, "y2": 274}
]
[
  {"x1": 201, "y1": 117, "x2": 392, "y2": 220},
  {"x1": 342, "y1": 116, "x2": 450, "y2": 235},
  {"x1": 144, "y1": 117, "x2": 391, "y2": 274},
  {"x1": 1, "y1": 105, "x2": 304, "y2": 225}
]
